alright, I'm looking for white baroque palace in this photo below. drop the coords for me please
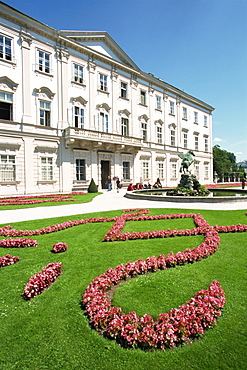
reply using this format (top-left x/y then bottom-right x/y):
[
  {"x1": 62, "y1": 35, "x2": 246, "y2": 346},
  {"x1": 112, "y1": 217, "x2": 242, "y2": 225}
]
[{"x1": 0, "y1": 2, "x2": 214, "y2": 195}]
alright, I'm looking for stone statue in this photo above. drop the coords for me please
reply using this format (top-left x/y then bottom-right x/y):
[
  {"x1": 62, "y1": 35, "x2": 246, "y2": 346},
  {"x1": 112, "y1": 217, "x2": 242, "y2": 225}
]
[{"x1": 178, "y1": 150, "x2": 195, "y2": 173}]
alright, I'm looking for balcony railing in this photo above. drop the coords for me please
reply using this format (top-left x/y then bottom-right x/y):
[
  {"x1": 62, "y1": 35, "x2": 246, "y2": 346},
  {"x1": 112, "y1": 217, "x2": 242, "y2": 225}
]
[{"x1": 64, "y1": 127, "x2": 142, "y2": 147}]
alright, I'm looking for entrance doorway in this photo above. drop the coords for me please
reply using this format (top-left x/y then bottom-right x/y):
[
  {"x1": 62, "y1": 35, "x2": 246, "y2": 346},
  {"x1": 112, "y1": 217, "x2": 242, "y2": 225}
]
[{"x1": 101, "y1": 160, "x2": 110, "y2": 189}]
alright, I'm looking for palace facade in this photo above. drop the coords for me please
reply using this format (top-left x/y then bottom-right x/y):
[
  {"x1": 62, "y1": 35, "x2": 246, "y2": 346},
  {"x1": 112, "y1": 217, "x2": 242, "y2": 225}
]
[{"x1": 0, "y1": 2, "x2": 214, "y2": 196}]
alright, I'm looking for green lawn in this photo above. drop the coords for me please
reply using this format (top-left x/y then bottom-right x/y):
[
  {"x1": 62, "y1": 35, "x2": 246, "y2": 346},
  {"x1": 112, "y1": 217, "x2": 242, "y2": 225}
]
[
  {"x1": 0, "y1": 208, "x2": 246, "y2": 370},
  {"x1": 0, "y1": 192, "x2": 101, "y2": 210}
]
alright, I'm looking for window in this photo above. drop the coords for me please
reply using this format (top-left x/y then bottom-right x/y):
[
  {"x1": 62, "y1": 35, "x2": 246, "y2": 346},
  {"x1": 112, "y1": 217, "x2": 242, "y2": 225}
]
[
  {"x1": 100, "y1": 112, "x2": 108, "y2": 133},
  {"x1": 0, "y1": 92, "x2": 13, "y2": 120},
  {"x1": 0, "y1": 34, "x2": 12, "y2": 61},
  {"x1": 99, "y1": 73, "x2": 107, "y2": 92},
  {"x1": 194, "y1": 111, "x2": 198, "y2": 124},
  {"x1": 140, "y1": 90, "x2": 146, "y2": 105},
  {"x1": 170, "y1": 101, "x2": 175, "y2": 115},
  {"x1": 0, "y1": 155, "x2": 15, "y2": 181},
  {"x1": 194, "y1": 134, "x2": 199, "y2": 150},
  {"x1": 182, "y1": 107, "x2": 187, "y2": 120},
  {"x1": 73, "y1": 64, "x2": 83, "y2": 84},
  {"x1": 204, "y1": 164, "x2": 209, "y2": 179},
  {"x1": 157, "y1": 125, "x2": 162, "y2": 144},
  {"x1": 121, "y1": 118, "x2": 129, "y2": 136},
  {"x1": 170, "y1": 162, "x2": 177, "y2": 178},
  {"x1": 195, "y1": 162, "x2": 200, "y2": 178},
  {"x1": 41, "y1": 157, "x2": 53, "y2": 181},
  {"x1": 204, "y1": 137, "x2": 209, "y2": 152},
  {"x1": 38, "y1": 50, "x2": 50, "y2": 73},
  {"x1": 204, "y1": 115, "x2": 208, "y2": 127},
  {"x1": 142, "y1": 161, "x2": 149, "y2": 179},
  {"x1": 141, "y1": 122, "x2": 148, "y2": 142},
  {"x1": 76, "y1": 159, "x2": 86, "y2": 180},
  {"x1": 183, "y1": 131, "x2": 188, "y2": 149},
  {"x1": 170, "y1": 129, "x2": 176, "y2": 146},
  {"x1": 156, "y1": 96, "x2": 161, "y2": 110},
  {"x1": 40, "y1": 101, "x2": 51, "y2": 126},
  {"x1": 123, "y1": 161, "x2": 130, "y2": 180},
  {"x1": 158, "y1": 162, "x2": 164, "y2": 179},
  {"x1": 120, "y1": 82, "x2": 127, "y2": 98},
  {"x1": 74, "y1": 107, "x2": 84, "y2": 129}
]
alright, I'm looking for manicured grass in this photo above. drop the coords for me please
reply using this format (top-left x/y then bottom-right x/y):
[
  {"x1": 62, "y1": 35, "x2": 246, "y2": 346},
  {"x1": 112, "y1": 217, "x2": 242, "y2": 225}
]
[
  {"x1": 0, "y1": 192, "x2": 101, "y2": 210},
  {"x1": 0, "y1": 208, "x2": 246, "y2": 369}
]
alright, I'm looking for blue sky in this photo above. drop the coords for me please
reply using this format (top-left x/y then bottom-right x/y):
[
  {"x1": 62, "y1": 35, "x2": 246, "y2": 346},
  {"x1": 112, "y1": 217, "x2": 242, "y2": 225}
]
[{"x1": 3, "y1": 0, "x2": 247, "y2": 161}]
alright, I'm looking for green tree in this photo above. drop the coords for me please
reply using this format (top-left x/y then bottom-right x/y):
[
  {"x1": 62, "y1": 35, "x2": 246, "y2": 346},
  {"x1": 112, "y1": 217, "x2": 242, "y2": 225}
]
[{"x1": 213, "y1": 145, "x2": 238, "y2": 175}]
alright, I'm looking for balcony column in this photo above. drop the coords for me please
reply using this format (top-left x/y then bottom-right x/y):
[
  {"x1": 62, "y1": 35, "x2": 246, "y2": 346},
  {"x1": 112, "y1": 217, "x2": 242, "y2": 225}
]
[
  {"x1": 176, "y1": 96, "x2": 181, "y2": 149},
  {"x1": 19, "y1": 29, "x2": 32, "y2": 124},
  {"x1": 111, "y1": 67, "x2": 118, "y2": 133},
  {"x1": 88, "y1": 58, "x2": 96, "y2": 130},
  {"x1": 56, "y1": 46, "x2": 69, "y2": 130},
  {"x1": 130, "y1": 75, "x2": 138, "y2": 138}
]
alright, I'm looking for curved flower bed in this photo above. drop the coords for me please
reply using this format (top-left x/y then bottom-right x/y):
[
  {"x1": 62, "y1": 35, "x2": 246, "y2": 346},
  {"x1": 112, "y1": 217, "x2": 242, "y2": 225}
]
[
  {"x1": 52, "y1": 242, "x2": 68, "y2": 253},
  {"x1": 23, "y1": 262, "x2": 62, "y2": 300},
  {"x1": 83, "y1": 220, "x2": 226, "y2": 350},
  {"x1": 0, "y1": 238, "x2": 38, "y2": 248},
  {"x1": 0, "y1": 254, "x2": 20, "y2": 267}
]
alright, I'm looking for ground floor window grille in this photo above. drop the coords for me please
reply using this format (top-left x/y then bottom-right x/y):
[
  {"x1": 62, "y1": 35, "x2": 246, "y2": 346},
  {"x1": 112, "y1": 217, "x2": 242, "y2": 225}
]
[
  {"x1": 0, "y1": 154, "x2": 15, "y2": 181},
  {"x1": 123, "y1": 161, "x2": 130, "y2": 180},
  {"x1": 142, "y1": 161, "x2": 149, "y2": 179},
  {"x1": 76, "y1": 159, "x2": 86, "y2": 180},
  {"x1": 158, "y1": 162, "x2": 164, "y2": 179},
  {"x1": 170, "y1": 162, "x2": 177, "y2": 178},
  {"x1": 41, "y1": 157, "x2": 53, "y2": 181}
]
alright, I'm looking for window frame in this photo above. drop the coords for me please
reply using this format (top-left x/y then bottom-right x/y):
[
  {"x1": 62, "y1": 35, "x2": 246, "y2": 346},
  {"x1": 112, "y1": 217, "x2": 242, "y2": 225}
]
[
  {"x1": 41, "y1": 156, "x2": 53, "y2": 181},
  {"x1": 37, "y1": 49, "x2": 51, "y2": 74},
  {"x1": 140, "y1": 90, "x2": 146, "y2": 105},
  {"x1": 141, "y1": 121, "x2": 148, "y2": 142},
  {"x1": 156, "y1": 125, "x2": 162, "y2": 144},
  {"x1": 156, "y1": 96, "x2": 162, "y2": 110},
  {"x1": 0, "y1": 34, "x2": 12, "y2": 61},
  {"x1": 194, "y1": 111, "x2": 198, "y2": 124},
  {"x1": 194, "y1": 134, "x2": 199, "y2": 151},
  {"x1": 0, "y1": 154, "x2": 16, "y2": 182},
  {"x1": 39, "y1": 100, "x2": 51, "y2": 127},
  {"x1": 73, "y1": 63, "x2": 84, "y2": 84},
  {"x1": 121, "y1": 117, "x2": 129, "y2": 136},
  {"x1": 183, "y1": 131, "x2": 188, "y2": 149},
  {"x1": 76, "y1": 158, "x2": 86, "y2": 181},
  {"x1": 74, "y1": 106, "x2": 84, "y2": 129},
  {"x1": 123, "y1": 161, "x2": 130, "y2": 180},
  {"x1": 142, "y1": 161, "x2": 149, "y2": 179},
  {"x1": 99, "y1": 112, "x2": 109, "y2": 133},
  {"x1": 170, "y1": 129, "x2": 176, "y2": 146},
  {"x1": 99, "y1": 73, "x2": 108, "y2": 92},
  {"x1": 169, "y1": 101, "x2": 175, "y2": 115},
  {"x1": 0, "y1": 92, "x2": 13, "y2": 121},
  {"x1": 120, "y1": 82, "x2": 128, "y2": 99},
  {"x1": 182, "y1": 107, "x2": 188, "y2": 120}
]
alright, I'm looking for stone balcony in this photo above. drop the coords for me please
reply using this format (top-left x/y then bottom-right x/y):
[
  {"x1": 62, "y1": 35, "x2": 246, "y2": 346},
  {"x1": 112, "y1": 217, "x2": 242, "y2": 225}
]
[{"x1": 64, "y1": 127, "x2": 143, "y2": 152}]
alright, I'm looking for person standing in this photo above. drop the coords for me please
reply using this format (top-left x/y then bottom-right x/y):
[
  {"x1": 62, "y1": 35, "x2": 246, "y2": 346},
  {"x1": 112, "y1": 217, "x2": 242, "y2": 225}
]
[
  {"x1": 241, "y1": 176, "x2": 245, "y2": 189},
  {"x1": 116, "y1": 178, "x2": 121, "y2": 193},
  {"x1": 107, "y1": 175, "x2": 112, "y2": 191}
]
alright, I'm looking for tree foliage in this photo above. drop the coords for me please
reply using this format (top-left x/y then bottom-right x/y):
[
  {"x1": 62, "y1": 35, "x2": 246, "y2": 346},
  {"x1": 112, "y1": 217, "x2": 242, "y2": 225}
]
[{"x1": 213, "y1": 145, "x2": 238, "y2": 175}]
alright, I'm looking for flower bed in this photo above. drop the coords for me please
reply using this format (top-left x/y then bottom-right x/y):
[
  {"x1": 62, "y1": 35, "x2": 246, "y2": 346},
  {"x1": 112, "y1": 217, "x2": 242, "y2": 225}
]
[
  {"x1": 0, "y1": 192, "x2": 86, "y2": 206},
  {"x1": 52, "y1": 242, "x2": 68, "y2": 253},
  {"x1": 83, "y1": 224, "x2": 225, "y2": 349},
  {"x1": 23, "y1": 262, "x2": 62, "y2": 300},
  {"x1": 0, "y1": 253, "x2": 20, "y2": 267},
  {"x1": 0, "y1": 238, "x2": 38, "y2": 248}
]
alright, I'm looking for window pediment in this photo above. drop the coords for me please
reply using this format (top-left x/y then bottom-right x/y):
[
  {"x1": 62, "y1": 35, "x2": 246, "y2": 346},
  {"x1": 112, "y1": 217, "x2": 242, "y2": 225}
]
[
  {"x1": 34, "y1": 87, "x2": 55, "y2": 100},
  {"x1": 155, "y1": 119, "x2": 163, "y2": 125},
  {"x1": 139, "y1": 114, "x2": 149, "y2": 122},
  {"x1": 97, "y1": 103, "x2": 111, "y2": 112},
  {"x1": 71, "y1": 96, "x2": 87, "y2": 105},
  {"x1": 0, "y1": 76, "x2": 18, "y2": 92},
  {"x1": 119, "y1": 109, "x2": 131, "y2": 117}
]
